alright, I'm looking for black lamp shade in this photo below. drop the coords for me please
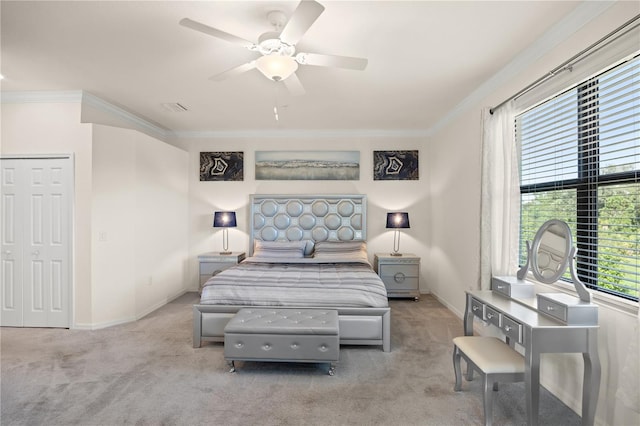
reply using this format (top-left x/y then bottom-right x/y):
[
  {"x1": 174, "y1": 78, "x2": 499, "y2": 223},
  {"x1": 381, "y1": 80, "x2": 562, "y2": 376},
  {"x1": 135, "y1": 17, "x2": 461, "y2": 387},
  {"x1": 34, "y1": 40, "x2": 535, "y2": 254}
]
[
  {"x1": 213, "y1": 211, "x2": 237, "y2": 228},
  {"x1": 386, "y1": 212, "x2": 410, "y2": 229}
]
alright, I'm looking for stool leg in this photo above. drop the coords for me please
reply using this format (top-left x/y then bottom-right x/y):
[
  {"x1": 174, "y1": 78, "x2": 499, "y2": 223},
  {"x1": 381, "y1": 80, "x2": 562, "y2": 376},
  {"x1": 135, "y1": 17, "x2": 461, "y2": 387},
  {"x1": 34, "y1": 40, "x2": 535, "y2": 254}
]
[
  {"x1": 453, "y1": 345, "x2": 462, "y2": 391},
  {"x1": 483, "y1": 375, "x2": 493, "y2": 426},
  {"x1": 465, "y1": 361, "x2": 474, "y2": 382}
]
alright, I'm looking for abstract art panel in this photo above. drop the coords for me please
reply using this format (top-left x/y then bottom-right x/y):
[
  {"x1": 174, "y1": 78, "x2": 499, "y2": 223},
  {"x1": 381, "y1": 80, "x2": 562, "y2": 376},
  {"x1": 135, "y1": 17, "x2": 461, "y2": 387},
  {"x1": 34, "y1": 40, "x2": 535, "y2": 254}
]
[
  {"x1": 200, "y1": 152, "x2": 244, "y2": 181},
  {"x1": 255, "y1": 151, "x2": 360, "y2": 180},
  {"x1": 373, "y1": 150, "x2": 419, "y2": 180}
]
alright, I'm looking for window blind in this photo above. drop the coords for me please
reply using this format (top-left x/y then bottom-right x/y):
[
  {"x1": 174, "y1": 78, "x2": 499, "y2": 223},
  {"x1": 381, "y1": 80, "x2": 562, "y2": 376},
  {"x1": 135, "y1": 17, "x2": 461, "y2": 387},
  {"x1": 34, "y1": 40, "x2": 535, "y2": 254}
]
[{"x1": 516, "y1": 54, "x2": 639, "y2": 301}]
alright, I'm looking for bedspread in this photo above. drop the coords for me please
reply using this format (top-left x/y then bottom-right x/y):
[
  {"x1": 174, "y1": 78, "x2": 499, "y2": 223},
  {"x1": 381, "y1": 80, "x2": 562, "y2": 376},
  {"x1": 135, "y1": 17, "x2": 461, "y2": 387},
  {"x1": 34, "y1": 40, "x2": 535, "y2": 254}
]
[{"x1": 200, "y1": 261, "x2": 389, "y2": 308}]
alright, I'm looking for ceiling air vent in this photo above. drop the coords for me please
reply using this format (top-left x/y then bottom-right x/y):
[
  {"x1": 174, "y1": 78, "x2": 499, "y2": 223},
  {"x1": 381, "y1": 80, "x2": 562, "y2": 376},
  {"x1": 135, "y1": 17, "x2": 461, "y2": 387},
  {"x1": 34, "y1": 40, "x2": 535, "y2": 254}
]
[{"x1": 161, "y1": 102, "x2": 188, "y2": 112}]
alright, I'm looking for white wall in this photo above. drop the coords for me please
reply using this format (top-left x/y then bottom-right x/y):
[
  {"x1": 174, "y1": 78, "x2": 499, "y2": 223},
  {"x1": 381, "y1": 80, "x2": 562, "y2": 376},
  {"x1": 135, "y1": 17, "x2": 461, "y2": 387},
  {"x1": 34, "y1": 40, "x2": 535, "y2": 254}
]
[
  {"x1": 92, "y1": 124, "x2": 189, "y2": 326},
  {"x1": 427, "y1": 3, "x2": 639, "y2": 425},
  {"x1": 132, "y1": 131, "x2": 189, "y2": 318},
  {"x1": 183, "y1": 136, "x2": 428, "y2": 290}
]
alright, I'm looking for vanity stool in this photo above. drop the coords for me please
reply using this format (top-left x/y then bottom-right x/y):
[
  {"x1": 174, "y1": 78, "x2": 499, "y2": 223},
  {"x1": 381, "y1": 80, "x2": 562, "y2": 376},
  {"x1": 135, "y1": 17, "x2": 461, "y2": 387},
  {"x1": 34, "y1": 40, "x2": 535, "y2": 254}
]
[
  {"x1": 224, "y1": 308, "x2": 339, "y2": 375},
  {"x1": 453, "y1": 336, "x2": 525, "y2": 426}
]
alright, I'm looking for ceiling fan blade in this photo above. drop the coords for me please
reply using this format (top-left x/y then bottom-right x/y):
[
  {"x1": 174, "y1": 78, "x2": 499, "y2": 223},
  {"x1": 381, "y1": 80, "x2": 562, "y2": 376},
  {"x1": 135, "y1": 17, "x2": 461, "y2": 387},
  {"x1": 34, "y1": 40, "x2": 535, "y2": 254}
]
[
  {"x1": 283, "y1": 73, "x2": 306, "y2": 96},
  {"x1": 297, "y1": 52, "x2": 368, "y2": 70},
  {"x1": 279, "y1": 0, "x2": 325, "y2": 45},
  {"x1": 180, "y1": 18, "x2": 255, "y2": 49},
  {"x1": 209, "y1": 61, "x2": 256, "y2": 81}
]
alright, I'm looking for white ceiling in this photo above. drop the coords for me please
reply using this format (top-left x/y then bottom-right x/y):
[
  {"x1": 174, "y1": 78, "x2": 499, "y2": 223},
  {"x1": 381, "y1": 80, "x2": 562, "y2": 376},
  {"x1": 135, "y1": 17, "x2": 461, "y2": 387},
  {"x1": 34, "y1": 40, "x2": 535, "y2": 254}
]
[{"x1": 1, "y1": 1, "x2": 585, "y2": 134}]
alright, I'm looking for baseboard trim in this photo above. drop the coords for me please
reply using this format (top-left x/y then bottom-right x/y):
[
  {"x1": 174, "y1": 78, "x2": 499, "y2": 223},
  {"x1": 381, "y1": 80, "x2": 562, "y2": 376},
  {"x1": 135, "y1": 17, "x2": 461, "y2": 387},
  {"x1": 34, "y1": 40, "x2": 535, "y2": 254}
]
[{"x1": 72, "y1": 288, "x2": 189, "y2": 330}]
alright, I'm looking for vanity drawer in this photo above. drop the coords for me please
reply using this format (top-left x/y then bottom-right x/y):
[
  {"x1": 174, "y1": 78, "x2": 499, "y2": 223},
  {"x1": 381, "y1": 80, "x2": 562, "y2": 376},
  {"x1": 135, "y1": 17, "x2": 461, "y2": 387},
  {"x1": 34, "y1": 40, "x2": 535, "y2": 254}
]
[
  {"x1": 501, "y1": 315, "x2": 523, "y2": 344},
  {"x1": 470, "y1": 298, "x2": 485, "y2": 319},
  {"x1": 491, "y1": 276, "x2": 535, "y2": 299},
  {"x1": 537, "y1": 296, "x2": 568, "y2": 322},
  {"x1": 485, "y1": 305, "x2": 502, "y2": 328}
]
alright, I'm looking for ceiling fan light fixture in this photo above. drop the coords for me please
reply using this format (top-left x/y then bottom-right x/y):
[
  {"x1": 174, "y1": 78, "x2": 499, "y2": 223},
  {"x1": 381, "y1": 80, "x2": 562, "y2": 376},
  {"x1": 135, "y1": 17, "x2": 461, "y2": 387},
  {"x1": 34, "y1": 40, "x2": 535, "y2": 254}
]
[{"x1": 256, "y1": 54, "x2": 298, "y2": 82}]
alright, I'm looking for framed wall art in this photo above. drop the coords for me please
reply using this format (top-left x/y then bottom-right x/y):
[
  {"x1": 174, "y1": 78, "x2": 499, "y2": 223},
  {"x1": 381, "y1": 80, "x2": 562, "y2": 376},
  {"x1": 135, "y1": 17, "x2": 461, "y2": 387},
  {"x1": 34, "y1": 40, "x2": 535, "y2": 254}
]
[
  {"x1": 200, "y1": 152, "x2": 244, "y2": 181},
  {"x1": 373, "y1": 150, "x2": 419, "y2": 180},
  {"x1": 255, "y1": 151, "x2": 360, "y2": 180}
]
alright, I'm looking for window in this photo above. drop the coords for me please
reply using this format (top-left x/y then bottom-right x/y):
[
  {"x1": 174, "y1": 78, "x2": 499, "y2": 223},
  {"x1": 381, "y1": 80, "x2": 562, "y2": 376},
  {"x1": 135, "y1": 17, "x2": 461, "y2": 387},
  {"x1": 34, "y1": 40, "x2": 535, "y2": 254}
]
[{"x1": 516, "y1": 55, "x2": 640, "y2": 301}]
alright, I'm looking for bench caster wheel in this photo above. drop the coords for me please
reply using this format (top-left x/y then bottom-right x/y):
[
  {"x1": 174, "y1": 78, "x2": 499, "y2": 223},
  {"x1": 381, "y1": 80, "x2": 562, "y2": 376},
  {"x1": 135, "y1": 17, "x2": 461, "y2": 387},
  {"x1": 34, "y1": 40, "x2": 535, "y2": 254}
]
[{"x1": 328, "y1": 365, "x2": 336, "y2": 376}]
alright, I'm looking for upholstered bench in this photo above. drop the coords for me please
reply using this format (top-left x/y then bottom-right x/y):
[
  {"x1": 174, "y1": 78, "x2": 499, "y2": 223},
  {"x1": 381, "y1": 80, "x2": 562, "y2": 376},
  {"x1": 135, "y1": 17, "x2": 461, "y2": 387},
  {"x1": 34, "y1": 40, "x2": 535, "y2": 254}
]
[
  {"x1": 453, "y1": 336, "x2": 525, "y2": 426},
  {"x1": 224, "y1": 308, "x2": 339, "y2": 375}
]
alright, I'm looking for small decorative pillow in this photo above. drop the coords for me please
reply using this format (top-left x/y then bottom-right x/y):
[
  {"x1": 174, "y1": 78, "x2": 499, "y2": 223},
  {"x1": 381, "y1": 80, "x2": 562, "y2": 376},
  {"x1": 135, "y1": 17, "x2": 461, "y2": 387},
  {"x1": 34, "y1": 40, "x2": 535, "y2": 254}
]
[
  {"x1": 253, "y1": 240, "x2": 307, "y2": 259},
  {"x1": 313, "y1": 241, "x2": 368, "y2": 262}
]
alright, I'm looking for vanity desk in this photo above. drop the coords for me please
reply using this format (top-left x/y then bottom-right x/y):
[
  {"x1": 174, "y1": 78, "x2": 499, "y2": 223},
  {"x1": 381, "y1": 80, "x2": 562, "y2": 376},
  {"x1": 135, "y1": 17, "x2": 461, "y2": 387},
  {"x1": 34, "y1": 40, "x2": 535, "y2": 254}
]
[{"x1": 464, "y1": 289, "x2": 600, "y2": 426}]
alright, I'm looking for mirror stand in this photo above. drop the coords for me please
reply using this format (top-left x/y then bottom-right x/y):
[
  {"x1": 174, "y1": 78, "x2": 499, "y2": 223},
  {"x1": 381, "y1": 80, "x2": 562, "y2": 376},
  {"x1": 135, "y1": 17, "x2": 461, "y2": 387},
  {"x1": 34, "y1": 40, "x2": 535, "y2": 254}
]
[
  {"x1": 568, "y1": 247, "x2": 592, "y2": 303},
  {"x1": 516, "y1": 240, "x2": 531, "y2": 281}
]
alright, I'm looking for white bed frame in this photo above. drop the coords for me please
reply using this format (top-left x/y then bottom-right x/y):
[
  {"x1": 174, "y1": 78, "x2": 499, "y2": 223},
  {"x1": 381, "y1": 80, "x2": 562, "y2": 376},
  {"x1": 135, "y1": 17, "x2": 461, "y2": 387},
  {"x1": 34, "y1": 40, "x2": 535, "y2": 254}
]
[{"x1": 192, "y1": 194, "x2": 391, "y2": 352}]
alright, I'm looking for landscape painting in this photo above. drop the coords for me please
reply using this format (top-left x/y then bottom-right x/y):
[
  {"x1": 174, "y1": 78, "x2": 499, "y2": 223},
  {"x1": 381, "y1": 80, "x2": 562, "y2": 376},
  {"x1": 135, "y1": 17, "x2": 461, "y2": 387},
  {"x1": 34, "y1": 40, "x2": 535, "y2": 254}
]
[
  {"x1": 373, "y1": 150, "x2": 419, "y2": 180},
  {"x1": 255, "y1": 151, "x2": 360, "y2": 180},
  {"x1": 200, "y1": 152, "x2": 244, "y2": 181}
]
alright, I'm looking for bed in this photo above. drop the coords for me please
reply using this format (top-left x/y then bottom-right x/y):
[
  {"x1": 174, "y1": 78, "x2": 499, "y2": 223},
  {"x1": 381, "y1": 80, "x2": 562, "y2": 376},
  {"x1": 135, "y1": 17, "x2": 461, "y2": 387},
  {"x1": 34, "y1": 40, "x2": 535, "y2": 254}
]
[{"x1": 193, "y1": 194, "x2": 391, "y2": 352}]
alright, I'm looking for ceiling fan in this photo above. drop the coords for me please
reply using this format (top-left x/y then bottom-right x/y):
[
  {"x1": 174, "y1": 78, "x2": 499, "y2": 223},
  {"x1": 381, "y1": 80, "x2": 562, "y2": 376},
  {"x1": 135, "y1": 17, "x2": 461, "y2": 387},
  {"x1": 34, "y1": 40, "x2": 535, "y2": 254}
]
[{"x1": 179, "y1": 0, "x2": 368, "y2": 96}]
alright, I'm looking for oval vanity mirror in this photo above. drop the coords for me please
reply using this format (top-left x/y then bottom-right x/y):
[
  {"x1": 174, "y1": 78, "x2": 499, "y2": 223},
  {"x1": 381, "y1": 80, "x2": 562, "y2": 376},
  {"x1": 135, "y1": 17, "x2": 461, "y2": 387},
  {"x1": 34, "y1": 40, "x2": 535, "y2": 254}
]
[{"x1": 530, "y1": 219, "x2": 573, "y2": 284}]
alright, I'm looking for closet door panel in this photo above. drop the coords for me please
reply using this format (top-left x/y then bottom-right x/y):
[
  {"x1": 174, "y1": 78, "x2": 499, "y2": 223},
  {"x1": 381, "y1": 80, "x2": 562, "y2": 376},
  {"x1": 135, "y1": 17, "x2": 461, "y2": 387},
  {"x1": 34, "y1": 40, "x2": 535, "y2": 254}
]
[{"x1": 1, "y1": 163, "x2": 24, "y2": 326}]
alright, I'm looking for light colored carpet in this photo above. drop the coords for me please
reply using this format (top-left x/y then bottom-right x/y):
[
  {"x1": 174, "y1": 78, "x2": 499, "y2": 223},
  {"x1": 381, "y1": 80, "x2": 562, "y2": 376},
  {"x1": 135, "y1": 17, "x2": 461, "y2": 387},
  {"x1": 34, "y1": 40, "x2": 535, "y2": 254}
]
[{"x1": 1, "y1": 293, "x2": 580, "y2": 425}]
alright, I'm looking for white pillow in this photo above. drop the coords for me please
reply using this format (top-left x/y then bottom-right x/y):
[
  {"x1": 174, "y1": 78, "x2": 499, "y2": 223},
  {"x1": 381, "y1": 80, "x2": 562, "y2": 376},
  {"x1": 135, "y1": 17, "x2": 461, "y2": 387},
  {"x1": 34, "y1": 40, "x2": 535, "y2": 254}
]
[{"x1": 253, "y1": 240, "x2": 306, "y2": 259}]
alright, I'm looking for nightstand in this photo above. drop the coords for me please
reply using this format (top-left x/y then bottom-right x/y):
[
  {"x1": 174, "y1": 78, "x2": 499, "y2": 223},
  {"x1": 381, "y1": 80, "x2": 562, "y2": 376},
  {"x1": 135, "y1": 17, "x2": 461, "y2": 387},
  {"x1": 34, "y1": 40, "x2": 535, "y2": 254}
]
[
  {"x1": 374, "y1": 253, "x2": 420, "y2": 300},
  {"x1": 198, "y1": 252, "x2": 246, "y2": 293}
]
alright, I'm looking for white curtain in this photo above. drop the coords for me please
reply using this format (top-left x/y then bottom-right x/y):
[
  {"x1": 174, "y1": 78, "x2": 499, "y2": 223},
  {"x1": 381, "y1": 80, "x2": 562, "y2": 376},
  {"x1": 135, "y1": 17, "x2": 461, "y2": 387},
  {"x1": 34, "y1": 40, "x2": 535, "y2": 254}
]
[{"x1": 478, "y1": 101, "x2": 520, "y2": 290}]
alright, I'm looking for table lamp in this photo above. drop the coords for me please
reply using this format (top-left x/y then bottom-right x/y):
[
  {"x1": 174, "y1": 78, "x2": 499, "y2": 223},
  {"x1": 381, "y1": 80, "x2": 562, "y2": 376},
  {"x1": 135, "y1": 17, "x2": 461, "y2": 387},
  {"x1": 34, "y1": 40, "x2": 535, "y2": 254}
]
[
  {"x1": 213, "y1": 211, "x2": 237, "y2": 255},
  {"x1": 386, "y1": 212, "x2": 410, "y2": 256}
]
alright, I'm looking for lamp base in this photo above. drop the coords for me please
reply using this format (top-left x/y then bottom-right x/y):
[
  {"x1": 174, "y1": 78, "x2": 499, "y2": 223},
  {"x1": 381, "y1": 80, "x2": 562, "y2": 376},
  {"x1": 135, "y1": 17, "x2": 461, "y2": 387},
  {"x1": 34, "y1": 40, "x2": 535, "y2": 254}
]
[
  {"x1": 390, "y1": 252, "x2": 403, "y2": 256},
  {"x1": 219, "y1": 251, "x2": 232, "y2": 255}
]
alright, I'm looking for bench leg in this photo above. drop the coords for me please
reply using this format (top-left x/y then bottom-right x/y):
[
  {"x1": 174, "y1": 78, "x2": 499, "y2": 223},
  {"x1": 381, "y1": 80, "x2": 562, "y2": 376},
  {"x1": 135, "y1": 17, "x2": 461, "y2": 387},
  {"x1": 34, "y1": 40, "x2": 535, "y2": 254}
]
[{"x1": 328, "y1": 363, "x2": 336, "y2": 376}]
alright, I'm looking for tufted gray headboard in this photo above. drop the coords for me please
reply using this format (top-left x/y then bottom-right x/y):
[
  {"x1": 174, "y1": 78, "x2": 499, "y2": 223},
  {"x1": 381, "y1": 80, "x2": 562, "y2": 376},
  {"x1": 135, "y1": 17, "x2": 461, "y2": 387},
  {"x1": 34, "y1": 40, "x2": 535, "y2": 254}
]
[{"x1": 249, "y1": 194, "x2": 367, "y2": 256}]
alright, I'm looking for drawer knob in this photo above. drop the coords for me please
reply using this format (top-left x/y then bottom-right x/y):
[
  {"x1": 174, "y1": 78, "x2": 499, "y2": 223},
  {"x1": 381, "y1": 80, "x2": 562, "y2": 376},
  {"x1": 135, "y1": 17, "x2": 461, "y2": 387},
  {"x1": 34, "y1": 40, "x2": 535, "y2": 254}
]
[
  {"x1": 487, "y1": 313, "x2": 493, "y2": 319},
  {"x1": 504, "y1": 325, "x2": 512, "y2": 332},
  {"x1": 547, "y1": 306, "x2": 555, "y2": 311},
  {"x1": 393, "y1": 272, "x2": 406, "y2": 282},
  {"x1": 497, "y1": 285, "x2": 504, "y2": 289},
  {"x1": 472, "y1": 306, "x2": 479, "y2": 312}
]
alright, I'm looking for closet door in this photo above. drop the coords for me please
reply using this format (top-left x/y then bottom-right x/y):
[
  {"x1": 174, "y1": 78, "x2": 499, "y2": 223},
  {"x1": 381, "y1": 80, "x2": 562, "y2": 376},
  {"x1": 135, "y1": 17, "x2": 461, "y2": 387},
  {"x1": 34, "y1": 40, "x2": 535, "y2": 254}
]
[{"x1": 1, "y1": 157, "x2": 72, "y2": 328}]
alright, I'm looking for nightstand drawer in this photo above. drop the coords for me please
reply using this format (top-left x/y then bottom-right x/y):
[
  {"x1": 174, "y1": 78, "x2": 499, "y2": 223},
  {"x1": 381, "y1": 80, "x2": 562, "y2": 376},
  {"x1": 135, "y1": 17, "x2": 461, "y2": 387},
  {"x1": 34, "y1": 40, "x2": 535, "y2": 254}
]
[
  {"x1": 380, "y1": 275, "x2": 418, "y2": 291},
  {"x1": 200, "y1": 262, "x2": 232, "y2": 276},
  {"x1": 378, "y1": 264, "x2": 419, "y2": 279}
]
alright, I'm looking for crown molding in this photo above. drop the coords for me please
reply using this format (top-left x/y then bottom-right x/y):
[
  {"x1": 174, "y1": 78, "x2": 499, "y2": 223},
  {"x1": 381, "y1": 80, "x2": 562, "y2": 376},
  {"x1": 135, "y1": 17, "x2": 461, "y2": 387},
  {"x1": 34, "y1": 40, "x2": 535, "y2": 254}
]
[
  {"x1": 80, "y1": 92, "x2": 168, "y2": 140},
  {"x1": 172, "y1": 128, "x2": 431, "y2": 139}
]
